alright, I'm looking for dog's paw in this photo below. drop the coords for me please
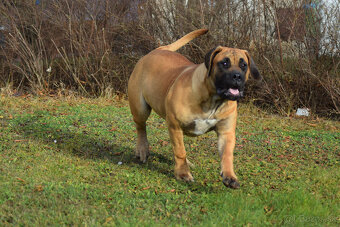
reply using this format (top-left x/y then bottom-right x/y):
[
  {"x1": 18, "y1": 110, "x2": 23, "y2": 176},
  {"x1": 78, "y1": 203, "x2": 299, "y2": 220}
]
[
  {"x1": 222, "y1": 177, "x2": 240, "y2": 189},
  {"x1": 135, "y1": 154, "x2": 148, "y2": 163},
  {"x1": 135, "y1": 144, "x2": 150, "y2": 163},
  {"x1": 140, "y1": 152, "x2": 149, "y2": 163},
  {"x1": 221, "y1": 173, "x2": 240, "y2": 189},
  {"x1": 135, "y1": 147, "x2": 149, "y2": 163},
  {"x1": 175, "y1": 171, "x2": 194, "y2": 182}
]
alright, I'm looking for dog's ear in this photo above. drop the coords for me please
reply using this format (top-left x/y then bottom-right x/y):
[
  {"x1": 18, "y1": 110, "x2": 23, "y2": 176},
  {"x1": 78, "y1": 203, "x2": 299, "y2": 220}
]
[
  {"x1": 244, "y1": 51, "x2": 262, "y2": 80},
  {"x1": 205, "y1": 46, "x2": 222, "y2": 77}
]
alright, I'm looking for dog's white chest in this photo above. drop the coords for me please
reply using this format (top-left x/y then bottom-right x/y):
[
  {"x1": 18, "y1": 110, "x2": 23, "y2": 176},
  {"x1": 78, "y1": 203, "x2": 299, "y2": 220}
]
[{"x1": 186, "y1": 119, "x2": 218, "y2": 136}]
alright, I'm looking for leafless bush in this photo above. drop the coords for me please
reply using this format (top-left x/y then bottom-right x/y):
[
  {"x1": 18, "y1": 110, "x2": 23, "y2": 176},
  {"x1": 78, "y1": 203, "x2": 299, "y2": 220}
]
[
  {"x1": 0, "y1": 0, "x2": 338, "y2": 117},
  {"x1": 0, "y1": 0, "x2": 152, "y2": 96}
]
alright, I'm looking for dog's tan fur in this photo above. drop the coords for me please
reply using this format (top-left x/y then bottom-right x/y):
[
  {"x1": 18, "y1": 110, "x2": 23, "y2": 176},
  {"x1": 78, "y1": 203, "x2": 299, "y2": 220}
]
[{"x1": 128, "y1": 29, "x2": 261, "y2": 188}]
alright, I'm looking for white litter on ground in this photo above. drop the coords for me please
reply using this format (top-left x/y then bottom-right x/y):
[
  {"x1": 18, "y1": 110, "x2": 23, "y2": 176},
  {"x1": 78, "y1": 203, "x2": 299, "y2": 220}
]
[{"x1": 296, "y1": 108, "x2": 310, "y2": 117}]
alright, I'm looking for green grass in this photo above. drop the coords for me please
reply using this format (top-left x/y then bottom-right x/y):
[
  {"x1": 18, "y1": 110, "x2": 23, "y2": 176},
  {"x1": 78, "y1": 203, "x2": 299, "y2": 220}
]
[{"x1": 0, "y1": 96, "x2": 339, "y2": 226}]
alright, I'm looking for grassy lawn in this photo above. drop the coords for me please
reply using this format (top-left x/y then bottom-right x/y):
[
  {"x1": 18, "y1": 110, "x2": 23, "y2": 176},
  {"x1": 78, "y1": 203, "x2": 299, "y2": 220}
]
[{"x1": 0, "y1": 96, "x2": 339, "y2": 226}]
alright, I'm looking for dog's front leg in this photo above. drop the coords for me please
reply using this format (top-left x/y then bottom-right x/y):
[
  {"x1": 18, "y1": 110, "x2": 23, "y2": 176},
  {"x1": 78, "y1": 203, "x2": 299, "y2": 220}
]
[
  {"x1": 216, "y1": 119, "x2": 240, "y2": 189},
  {"x1": 167, "y1": 123, "x2": 194, "y2": 182}
]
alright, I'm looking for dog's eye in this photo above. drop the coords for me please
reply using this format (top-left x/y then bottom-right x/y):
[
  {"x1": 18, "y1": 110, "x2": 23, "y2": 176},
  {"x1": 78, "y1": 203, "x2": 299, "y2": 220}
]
[
  {"x1": 222, "y1": 58, "x2": 230, "y2": 68},
  {"x1": 239, "y1": 59, "x2": 247, "y2": 71},
  {"x1": 240, "y1": 63, "x2": 247, "y2": 70}
]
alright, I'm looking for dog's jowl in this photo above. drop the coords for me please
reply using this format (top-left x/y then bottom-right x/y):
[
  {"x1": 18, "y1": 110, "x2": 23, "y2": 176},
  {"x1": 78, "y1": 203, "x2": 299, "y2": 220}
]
[{"x1": 128, "y1": 29, "x2": 262, "y2": 189}]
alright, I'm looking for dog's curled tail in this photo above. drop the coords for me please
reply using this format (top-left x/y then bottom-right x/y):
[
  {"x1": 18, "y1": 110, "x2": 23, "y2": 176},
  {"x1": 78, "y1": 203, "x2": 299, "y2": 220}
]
[{"x1": 157, "y1": 29, "x2": 208, "y2": 52}]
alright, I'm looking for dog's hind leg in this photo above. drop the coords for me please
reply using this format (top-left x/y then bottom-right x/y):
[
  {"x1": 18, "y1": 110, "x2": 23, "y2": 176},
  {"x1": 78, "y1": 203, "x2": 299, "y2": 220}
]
[{"x1": 128, "y1": 91, "x2": 151, "y2": 163}]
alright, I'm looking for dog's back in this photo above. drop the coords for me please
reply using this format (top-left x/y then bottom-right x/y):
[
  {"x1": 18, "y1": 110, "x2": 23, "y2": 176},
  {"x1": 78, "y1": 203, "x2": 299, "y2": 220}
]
[{"x1": 128, "y1": 29, "x2": 208, "y2": 118}]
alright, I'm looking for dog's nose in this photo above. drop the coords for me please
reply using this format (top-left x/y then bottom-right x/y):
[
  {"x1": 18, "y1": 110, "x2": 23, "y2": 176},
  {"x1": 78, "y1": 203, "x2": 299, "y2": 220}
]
[{"x1": 233, "y1": 73, "x2": 241, "y2": 81}]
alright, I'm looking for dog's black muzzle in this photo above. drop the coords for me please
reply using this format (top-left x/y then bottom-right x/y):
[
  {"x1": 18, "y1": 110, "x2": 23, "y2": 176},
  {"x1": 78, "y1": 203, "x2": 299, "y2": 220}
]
[{"x1": 215, "y1": 70, "x2": 245, "y2": 101}]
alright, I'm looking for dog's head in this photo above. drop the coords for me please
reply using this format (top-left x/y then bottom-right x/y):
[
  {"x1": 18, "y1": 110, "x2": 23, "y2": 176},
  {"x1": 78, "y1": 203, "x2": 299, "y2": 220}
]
[{"x1": 204, "y1": 46, "x2": 262, "y2": 101}]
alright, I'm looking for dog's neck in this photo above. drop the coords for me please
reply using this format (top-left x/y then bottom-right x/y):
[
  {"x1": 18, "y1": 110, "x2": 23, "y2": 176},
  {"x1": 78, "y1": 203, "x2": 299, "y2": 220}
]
[
  {"x1": 192, "y1": 64, "x2": 226, "y2": 112},
  {"x1": 192, "y1": 64, "x2": 213, "y2": 98}
]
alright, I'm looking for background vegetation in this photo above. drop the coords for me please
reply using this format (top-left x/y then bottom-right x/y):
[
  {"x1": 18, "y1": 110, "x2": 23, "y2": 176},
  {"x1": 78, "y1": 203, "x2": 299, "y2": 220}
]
[{"x1": 0, "y1": 0, "x2": 339, "y2": 117}]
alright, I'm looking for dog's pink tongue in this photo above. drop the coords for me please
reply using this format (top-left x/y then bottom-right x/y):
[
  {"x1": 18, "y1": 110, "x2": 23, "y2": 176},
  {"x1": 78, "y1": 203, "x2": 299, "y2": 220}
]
[{"x1": 229, "y1": 88, "x2": 239, "y2": 95}]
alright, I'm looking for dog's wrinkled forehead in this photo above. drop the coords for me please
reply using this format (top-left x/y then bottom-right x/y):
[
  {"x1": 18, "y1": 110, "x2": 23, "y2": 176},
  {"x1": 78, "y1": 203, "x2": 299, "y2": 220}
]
[
  {"x1": 205, "y1": 46, "x2": 261, "y2": 81},
  {"x1": 213, "y1": 48, "x2": 249, "y2": 66}
]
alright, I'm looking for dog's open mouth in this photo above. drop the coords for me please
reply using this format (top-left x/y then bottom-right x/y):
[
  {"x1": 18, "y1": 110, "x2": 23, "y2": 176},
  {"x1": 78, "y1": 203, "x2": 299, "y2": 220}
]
[
  {"x1": 217, "y1": 88, "x2": 242, "y2": 100},
  {"x1": 227, "y1": 88, "x2": 240, "y2": 96}
]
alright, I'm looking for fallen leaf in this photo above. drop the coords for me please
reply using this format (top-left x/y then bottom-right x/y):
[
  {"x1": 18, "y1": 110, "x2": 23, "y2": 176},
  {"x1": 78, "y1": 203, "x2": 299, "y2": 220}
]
[
  {"x1": 14, "y1": 139, "x2": 28, "y2": 142},
  {"x1": 17, "y1": 177, "x2": 25, "y2": 183},
  {"x1": 104, "y1": 217, "x2": 113, "y2": 225},
  {"x1": 283, "y1": 136, "x2": 291, "y2": 142},
  {"x1": 200, "y1": 207, "x2": 208, "y2": 213},
  {"x1": 161, "y1": 140, "x2": 169, "y2": 146},
  {"x1": 264, "y1": 206, "x2": 274, "y2": 215},
  {"x1": 306, "y1": 123, "x2": 317, "y2": 127},
  {"x1": 34, "y1": 185, "x2": 44, "y2": 192}
]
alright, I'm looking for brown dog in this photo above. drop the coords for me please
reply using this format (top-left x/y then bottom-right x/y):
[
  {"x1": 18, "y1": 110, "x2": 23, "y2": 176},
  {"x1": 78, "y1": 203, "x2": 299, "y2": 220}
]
[{"x1": 128, "y1": 29, "x2": 261, "y2": 188}]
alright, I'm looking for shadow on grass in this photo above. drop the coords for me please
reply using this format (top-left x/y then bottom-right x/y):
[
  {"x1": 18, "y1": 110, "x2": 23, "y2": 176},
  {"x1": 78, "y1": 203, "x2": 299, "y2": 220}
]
[
  {"x1": 9, "y1": 114, "x2": 220, "y2": 193},
  {"x1": 8, "y1": 114, "x2": 173, "y2": 173}
]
